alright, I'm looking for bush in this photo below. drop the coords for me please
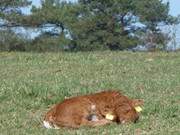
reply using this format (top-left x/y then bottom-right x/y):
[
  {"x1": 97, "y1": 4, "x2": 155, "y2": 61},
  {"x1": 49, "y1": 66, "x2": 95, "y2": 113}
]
[
  {"x1": 0, "y1": 30, "x2": 26, "y2": 52},
  {"x1": 28, "y1": 33, "x2": 72, "y2": 52}
]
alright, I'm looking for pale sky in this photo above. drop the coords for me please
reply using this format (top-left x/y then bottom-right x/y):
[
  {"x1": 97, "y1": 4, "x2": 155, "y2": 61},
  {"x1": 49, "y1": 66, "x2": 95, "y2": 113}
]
[{"x1": 168, "y1": 0, "x2": 180, "y2": 16}]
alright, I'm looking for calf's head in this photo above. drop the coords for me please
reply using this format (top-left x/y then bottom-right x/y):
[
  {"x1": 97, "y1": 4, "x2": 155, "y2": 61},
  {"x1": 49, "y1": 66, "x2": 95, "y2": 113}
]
[{"x1": 116, "y1": 99, "x2": 143, "y2": 123}]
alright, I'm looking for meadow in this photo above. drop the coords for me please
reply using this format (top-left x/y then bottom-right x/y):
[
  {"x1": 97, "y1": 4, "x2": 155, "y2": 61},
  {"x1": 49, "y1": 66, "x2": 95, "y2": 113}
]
[{"x1": 0, "y1": 51, "x2": 179, "y2": 135}]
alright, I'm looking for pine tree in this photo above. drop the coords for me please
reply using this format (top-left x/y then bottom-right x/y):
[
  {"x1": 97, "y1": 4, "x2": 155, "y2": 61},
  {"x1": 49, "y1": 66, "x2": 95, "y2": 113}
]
[{"x1": 0, "y1": 0, "x2": 178, "y2": 51}]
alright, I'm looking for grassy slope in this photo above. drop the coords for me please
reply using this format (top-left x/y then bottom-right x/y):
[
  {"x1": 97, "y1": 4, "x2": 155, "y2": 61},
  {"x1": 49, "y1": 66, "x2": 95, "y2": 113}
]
[{"x1": 0, "y1": 51, "x2": 180, "y2": 135}]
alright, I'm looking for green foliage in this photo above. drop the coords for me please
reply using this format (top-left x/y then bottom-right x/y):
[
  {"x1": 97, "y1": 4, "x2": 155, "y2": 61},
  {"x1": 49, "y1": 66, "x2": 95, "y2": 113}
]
[
  {"x1": 0, "y1": 0, "x2": 178, "y2": 52},
  {"x1": 0, "y1": 0, "x2": 31, "y2": 19},
  {"x1": 0, "y1": 30, "x2": 26, "y2": 51},
  {"x1": 28, "y1": 33, "x2": 71, "y2": 52},
  {"x1": 0, "y1": 0, "x2": 31, "y2": 8},
  {"x1": 135, "y1": 0, "x2": 169, "y2": 26},
  {"x1": 67, "y1": 0, "x2": 175, "y2": 51},
  {"x1": 68, "y1": 0, "x2": 138, "y2": 50},
  {"x1": 20, "y1": 1, "x2": 78, "y2": 27},
  {"x1": 0, "y1": 0, "x2": 31, "y2": 52}
]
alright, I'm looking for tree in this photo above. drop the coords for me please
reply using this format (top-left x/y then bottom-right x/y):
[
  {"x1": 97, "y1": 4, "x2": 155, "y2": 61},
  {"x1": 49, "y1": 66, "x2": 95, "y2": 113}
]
[
  {"x1": 0, "y1": 0, "x2": 31, "y2": 52},
  {"x1": 0, "y1": 0, "x2": 31, "y2": 26},
  {"x1": 63, "y1": 0, "x2": 176, "y2": 51},
  {"x1": 0, "y1": 29, "x2": 27, "y2": 51},
  {"x1": 0, "y1": 0, "x2": 178, "y2": 52},
  {"x1": 14, "y1": 0, "x2": 76, "y2": 51}
]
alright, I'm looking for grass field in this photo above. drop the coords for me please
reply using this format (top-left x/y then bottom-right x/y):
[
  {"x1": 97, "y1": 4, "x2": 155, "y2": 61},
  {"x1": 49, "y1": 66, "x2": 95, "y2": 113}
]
[{"x1": 0, "y1": 51, "x2": 180, "y2": 135}]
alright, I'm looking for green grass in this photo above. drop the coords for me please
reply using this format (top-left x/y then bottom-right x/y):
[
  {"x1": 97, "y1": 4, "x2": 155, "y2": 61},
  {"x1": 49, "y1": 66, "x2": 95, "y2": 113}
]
[{"x1": 0, "y1": 51, "x2": 180, "y2": 135}]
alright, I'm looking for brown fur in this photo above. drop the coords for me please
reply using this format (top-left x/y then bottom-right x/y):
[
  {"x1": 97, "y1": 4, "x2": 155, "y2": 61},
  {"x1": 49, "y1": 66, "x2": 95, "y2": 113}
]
[{"x1": 44, "y1": 90, "x2": 143, "y2": 128}]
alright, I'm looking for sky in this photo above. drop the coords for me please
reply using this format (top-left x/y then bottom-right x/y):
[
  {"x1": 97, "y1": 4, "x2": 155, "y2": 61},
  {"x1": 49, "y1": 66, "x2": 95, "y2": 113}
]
[{"x1": 168, "y1": 0, "x2": 180, "y2": 16}]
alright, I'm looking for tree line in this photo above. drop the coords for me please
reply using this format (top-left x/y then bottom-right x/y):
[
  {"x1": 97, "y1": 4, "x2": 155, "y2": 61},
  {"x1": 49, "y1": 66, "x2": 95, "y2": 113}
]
[{"x1": 0, "y1": 0, "x2": 179, "y2": 52}]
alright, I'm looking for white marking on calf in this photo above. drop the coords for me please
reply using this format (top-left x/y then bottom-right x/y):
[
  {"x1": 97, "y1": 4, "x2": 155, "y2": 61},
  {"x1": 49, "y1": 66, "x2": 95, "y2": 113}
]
[
  {"x1": 43, "y1": 121, "x2": 54, "y2": 129},
  {"x1": 43, "y1": 121, "x2": 60, "y2": 129}
]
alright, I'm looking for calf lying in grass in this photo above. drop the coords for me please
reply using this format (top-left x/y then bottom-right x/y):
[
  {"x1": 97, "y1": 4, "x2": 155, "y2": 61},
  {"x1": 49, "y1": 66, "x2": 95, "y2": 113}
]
[{"x1": 43, "y1": 90, "x2": 143, "y2": 128}]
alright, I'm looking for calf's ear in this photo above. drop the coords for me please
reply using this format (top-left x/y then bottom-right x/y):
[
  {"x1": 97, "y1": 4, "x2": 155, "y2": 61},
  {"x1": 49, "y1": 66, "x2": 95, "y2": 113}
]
[{"x1": 131, "y1": 99, "x2": 144, "y2": 107}]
